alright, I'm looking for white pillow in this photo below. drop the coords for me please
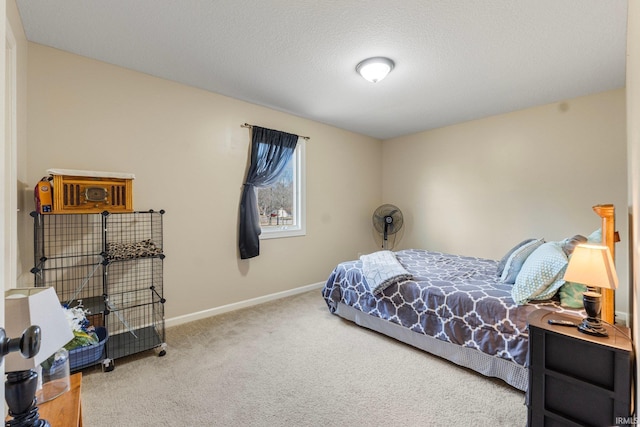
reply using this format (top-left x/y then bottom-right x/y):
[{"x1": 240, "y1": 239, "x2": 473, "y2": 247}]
[{"x1": 511, "y1": 242, "x2": 568, "y2": 305}]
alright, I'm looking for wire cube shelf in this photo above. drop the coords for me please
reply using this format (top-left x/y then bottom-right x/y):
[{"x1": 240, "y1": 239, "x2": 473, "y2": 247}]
[{"x1": 31, "y1": 210, "x2": 167, "y2": 370}]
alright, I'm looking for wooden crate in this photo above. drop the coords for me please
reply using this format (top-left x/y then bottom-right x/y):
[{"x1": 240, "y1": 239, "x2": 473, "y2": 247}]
[{"x1": 44, "y1": 169, "x2": 134, "y2": 214}]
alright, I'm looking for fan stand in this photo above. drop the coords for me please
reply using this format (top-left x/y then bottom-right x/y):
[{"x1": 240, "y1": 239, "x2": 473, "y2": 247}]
[
  {"x1": 382, "y1": 221, "x2": 389, "y2": 249},
  {"x1": 382, "y1": 215, "x2": 396, "y2": 249},
  {"x1": 382, "y1": 235, "x2": 396, "y2": 250}
]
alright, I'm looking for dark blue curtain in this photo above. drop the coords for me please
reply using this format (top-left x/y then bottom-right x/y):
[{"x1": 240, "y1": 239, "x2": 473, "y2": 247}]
[{"x1": 239, "y1": 126, "x2": 298, "y2": 259}]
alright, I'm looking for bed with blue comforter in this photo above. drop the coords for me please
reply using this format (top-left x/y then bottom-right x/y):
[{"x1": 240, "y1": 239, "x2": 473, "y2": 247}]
[{"x1": 322, "y1": 248, "x2": 584, "y2": 391}]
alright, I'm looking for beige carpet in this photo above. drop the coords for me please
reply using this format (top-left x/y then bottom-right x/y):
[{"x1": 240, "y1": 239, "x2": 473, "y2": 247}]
[{"x1": 80, "y1": 290, "x2": 527, "y2": 426}]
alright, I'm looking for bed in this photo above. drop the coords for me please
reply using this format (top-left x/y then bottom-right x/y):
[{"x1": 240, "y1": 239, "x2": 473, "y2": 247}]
[{"x1": 321, "y1": 205, "x2": 617, "y2": 391}]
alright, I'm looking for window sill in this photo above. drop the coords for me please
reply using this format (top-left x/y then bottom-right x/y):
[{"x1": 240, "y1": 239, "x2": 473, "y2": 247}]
[{"x1": 260, "y1": 228, "x2": 306, "y2": 239}]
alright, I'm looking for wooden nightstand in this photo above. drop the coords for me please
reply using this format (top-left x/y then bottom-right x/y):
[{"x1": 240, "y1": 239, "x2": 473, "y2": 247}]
[
  {"x1": 527, "y1": 309, "x2": 633, "y2": 427},
  {"x1": 38, "y1": 372, "x2": 83, "y2": 426}
]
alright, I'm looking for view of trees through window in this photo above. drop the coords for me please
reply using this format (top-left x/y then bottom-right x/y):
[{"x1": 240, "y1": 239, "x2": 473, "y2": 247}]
[{"x1": 257, "y1": 159, "x2": 295, "y2": 228}]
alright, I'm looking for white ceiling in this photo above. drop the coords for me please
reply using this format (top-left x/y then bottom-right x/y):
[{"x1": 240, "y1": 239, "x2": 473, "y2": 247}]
[{"x1": 15, "y1": 0, "x2": 628, "y2": 140}]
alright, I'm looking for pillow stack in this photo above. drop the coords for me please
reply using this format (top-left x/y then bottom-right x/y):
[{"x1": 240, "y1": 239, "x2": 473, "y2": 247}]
[
  {"x1": 497, "y1": 230, "x2": 599, "y2": 306},
  {"x1": 557, "y1": 229, "x2": 600, "y2": 307}
]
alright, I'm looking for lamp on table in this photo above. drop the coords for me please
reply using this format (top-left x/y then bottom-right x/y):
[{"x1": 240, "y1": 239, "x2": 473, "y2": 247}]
[
  {"x1": 563, "y1": 244, "x2": 619, "y2": 337},
  {"x1": 0, "y1": 287, "x2": 73, "y2": 426}
]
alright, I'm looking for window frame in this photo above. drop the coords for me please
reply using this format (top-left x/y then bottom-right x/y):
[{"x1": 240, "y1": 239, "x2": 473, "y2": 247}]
[{"x1": 259, "y1": 140, "x2": 306, "y2": 239}]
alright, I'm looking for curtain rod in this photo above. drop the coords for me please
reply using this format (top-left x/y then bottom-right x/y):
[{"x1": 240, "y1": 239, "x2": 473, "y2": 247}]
[{"x1": 241, "y1": 123, "x2": 310, "y2": 141}]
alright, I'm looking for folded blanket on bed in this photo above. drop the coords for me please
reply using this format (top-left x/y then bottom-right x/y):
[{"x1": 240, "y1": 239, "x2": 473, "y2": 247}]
[{"x1": 360, "y1": 250, "x2": 413, "y2": 294}]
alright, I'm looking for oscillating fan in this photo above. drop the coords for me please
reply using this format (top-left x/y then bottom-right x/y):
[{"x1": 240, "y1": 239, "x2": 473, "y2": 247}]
[{"x1": 372, "y1": 204, "x2": 404, "y2": 249}]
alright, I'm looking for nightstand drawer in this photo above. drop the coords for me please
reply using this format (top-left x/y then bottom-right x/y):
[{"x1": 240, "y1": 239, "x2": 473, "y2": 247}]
[
  {"x1": 545, "y1": 374, "x2": 615, "y2": 425},
  {"x1": 545, "y1": 333, "x2": 615, "y2": 389}
]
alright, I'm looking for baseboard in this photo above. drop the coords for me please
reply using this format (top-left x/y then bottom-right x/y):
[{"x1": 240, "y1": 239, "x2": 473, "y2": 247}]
[
  {"x1": 165, "y1": 281, "x2": 325, "y2": 328},
  {"x1": 615, "y1": 310, "x2": 630, "y2": 327}
]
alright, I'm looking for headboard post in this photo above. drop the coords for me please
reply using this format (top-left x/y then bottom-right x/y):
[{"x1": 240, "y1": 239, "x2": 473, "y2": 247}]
[{"x1": 592, "y1": 204, "x2": 615, "y2": 324}]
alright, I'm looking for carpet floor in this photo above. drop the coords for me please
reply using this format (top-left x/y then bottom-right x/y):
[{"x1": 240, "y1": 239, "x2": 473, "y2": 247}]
[{"x1": 80, "y1": 290, "x2": 527, "y2": 426}]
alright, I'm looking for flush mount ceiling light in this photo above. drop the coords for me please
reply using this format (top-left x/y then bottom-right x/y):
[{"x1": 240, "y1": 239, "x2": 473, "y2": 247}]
[{"x1": 356, "y1": 57, "x2": 395, "y2": 83}]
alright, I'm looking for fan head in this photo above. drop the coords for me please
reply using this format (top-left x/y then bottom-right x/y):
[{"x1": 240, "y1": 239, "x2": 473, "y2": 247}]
[{"x1": 372, "y1": 204, "x2": 404, "y2": 236}]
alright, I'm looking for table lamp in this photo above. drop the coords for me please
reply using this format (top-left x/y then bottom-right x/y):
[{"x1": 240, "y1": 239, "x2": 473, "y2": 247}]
[
  {"x1": 0, "y1": 287, "x2": 73, "y2": 426},
  {"x1": 563, "y1": 244, "x2": 619, "y2": 337}
]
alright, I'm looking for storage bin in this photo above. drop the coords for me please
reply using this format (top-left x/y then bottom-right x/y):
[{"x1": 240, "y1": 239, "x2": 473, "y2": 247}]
[{"x1": 69, "y1": 327, "x2": 108, "y2": 370}]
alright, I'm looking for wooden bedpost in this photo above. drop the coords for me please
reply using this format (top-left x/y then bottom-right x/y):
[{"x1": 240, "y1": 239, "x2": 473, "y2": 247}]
[{"x1": 592, "y1": 204, "x2": 616, "y2": 324}]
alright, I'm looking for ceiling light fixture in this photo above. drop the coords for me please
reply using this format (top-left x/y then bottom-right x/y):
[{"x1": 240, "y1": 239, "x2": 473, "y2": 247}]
[{"x1": 356, "y1": 57, "x2": 395, "y2": 83}]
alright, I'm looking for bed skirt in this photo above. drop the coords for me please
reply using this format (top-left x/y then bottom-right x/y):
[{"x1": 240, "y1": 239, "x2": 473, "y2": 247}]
[{"x1": 335, "y1": 301, "x2": 528, "y2": 392}]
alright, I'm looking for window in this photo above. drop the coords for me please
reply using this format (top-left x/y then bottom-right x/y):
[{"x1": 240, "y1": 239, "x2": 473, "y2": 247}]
[{"x1": 256, "y1": 140, "x2": 305, "y2": 239}]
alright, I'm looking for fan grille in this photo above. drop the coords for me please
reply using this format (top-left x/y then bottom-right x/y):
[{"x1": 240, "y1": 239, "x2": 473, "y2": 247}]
[{"x1": 372, "y1": 204, "x2": 404, "y2": 235}]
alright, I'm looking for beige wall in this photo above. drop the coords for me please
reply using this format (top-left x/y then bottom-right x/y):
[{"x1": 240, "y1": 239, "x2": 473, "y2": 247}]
[
  {"x1": 23, "y1": 43, "x2": 382, "y2": 321},
  {"x1": 382, "y1": 89, "x2": 630, "y2": 319}
]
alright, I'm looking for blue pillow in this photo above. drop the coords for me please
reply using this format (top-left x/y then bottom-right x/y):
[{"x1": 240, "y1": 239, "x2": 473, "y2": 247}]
[
  {"x1": 499, "y1": 238, "x2": 544, "y2": 284},
  {"x1": 496, "y1": 238, "x2": 536, "y2": 277}
]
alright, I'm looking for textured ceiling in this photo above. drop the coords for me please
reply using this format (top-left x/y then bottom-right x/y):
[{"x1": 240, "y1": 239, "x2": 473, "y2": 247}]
[{"x1": 16, "y1": 0, "x2": 628, "y2": 140}]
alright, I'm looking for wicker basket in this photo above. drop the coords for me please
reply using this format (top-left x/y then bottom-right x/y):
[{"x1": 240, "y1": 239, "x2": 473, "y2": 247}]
[{"x1": 69, "y1": 327, "x2": 108, "y2": 370}]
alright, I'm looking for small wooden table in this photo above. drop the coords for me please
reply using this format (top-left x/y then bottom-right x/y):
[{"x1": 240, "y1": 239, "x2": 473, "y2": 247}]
[{"x1": 38, "y1": 372, "x2": 83, "y2": 427}]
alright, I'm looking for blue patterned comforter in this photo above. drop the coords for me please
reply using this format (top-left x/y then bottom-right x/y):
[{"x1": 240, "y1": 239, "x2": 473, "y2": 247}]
[{"x1": 322, "y1": 249, "x2": 579, "y2": 366}]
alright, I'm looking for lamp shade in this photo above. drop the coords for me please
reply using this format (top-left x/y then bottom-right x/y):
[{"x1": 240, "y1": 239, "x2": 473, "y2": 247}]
[
  {"x1": 563, "y1": 244, "x2": 619, "y2": 290},
  {"x1": 4, "y1": 287, "x2": 73, "y2": 371}
]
